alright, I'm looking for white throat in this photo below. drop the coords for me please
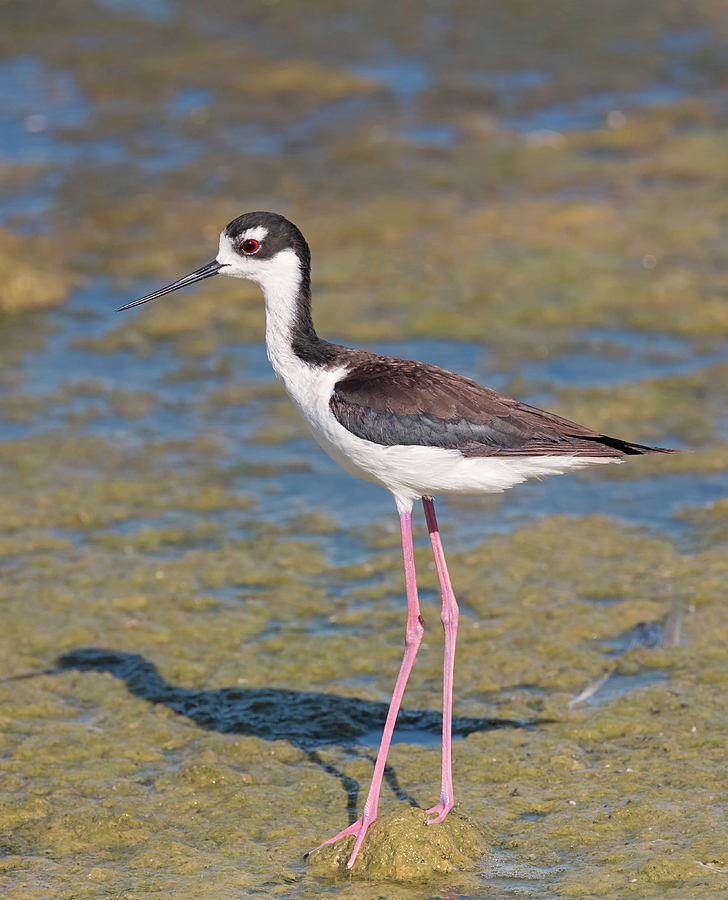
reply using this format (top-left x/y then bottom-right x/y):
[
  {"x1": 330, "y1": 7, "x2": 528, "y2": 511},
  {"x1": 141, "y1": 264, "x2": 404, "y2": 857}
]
[
  {"x1": 216, "y1": 234, "x2": 305, "y2": 384},
  {"x1": 258, "y1": 249, "x2": 305, "y2": 383}
]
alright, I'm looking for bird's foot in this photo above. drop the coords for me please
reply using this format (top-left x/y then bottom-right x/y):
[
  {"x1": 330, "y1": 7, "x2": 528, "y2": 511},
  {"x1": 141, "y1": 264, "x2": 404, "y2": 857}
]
[
  {"x1": 312, "y1": 812, "x2": 377, "y2": 869},
  {"x1": 425, "y1": 797, "x2": 454, "y2": 825}
]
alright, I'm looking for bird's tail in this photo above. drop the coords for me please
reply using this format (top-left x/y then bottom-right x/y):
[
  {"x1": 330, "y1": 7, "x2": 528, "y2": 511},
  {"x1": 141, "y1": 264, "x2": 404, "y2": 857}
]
[{"x1": 586, "y1": 434, "x2": 677, "y2": 456}]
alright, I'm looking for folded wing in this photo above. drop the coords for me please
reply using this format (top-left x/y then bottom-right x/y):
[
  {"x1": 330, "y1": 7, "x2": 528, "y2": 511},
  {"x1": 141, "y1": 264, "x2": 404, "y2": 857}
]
[{"x1": 330, "y1": 356, "x2": 674, "y2": 458}]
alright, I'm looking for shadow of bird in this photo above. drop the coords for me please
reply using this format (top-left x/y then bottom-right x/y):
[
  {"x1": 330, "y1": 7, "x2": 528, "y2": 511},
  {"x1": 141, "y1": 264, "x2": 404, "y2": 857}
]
[
  {"x1": 17, "y1": 648, "x2": 544, "y2": 824},
  {"x1": 53, "y1": 648, "x2": 536, "y2": 749}
]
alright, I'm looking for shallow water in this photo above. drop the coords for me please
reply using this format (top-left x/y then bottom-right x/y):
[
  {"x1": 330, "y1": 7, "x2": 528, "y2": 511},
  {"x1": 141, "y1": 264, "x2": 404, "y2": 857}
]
[
  {"x1": 1, "y1": 1, "x2": 728, "y2": 897},
  {"x1": 6, "y1": 293, "x2": 728, "y2": 557}
]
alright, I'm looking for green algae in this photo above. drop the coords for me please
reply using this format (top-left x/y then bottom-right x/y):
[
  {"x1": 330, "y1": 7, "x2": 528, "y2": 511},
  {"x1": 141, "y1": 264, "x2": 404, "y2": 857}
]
[
  {"x1": 307, "y1": 806, "x2": 491, "y2": 880},
  {"x1": 675, "y1": 496, "x2": 728, "y2": 549},
  {"x1": 2, "y1": 480, "x2": 728, "y2": 896},
  {"x1": 68, "y1": 175, "x2": 728, "y2": 360},
  {"x1": 30, "y1": 68, "x2": 728, "y2": 364},
  {"x1": 1, "y1": 1, "x2": 728, "y2": 897},
  {"x1": 0, "y1": 227, "x2": 75, "y2": 315}
]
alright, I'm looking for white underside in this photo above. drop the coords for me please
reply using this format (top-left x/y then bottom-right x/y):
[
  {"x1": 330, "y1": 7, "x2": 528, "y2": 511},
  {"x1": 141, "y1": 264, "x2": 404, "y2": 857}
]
[
  {"x1": 308, "y1": 386, "x2": 620, "y2": 512},
  {"x1": 217, "y1": 238, "x2": 622, "y2": 514},
  {"x1": 317, "y1": 426, "x2": 620, "y2": 513}
]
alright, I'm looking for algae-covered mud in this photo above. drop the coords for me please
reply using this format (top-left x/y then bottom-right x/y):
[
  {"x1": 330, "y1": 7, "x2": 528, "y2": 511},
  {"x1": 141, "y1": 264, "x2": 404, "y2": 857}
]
[{"x1": 1, "y1": 1, "x2": 728, "y2": 897}]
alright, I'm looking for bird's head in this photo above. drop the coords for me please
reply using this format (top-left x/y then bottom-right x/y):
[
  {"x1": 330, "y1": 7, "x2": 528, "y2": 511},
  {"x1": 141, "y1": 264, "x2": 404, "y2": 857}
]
[{"x1": 117, "y1": 211, "x2": 310, "y2": 311}]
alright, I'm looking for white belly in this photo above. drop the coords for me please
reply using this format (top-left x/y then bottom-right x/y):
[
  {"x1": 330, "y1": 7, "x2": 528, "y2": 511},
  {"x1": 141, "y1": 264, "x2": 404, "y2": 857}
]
[{"x1": 310, "y1": 414, "x2": 619, "y2": 512}]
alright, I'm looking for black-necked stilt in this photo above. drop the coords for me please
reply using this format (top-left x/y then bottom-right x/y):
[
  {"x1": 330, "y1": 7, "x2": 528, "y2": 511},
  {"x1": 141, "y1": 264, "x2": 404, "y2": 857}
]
[{"x1": 118, "y1": 211, "x2": 674, "y2": 868}]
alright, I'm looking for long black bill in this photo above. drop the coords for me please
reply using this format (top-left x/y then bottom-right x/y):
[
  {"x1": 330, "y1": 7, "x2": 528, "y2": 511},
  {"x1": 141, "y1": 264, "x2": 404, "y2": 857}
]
[{"x1": 116, "y1": 260, "x2": 225, "y2": 312}]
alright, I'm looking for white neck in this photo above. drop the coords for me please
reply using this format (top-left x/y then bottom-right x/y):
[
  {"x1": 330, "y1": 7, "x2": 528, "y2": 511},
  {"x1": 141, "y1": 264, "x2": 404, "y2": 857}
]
[{"x1": 257, "y1": 249, "x2": 306, "y2": 384}]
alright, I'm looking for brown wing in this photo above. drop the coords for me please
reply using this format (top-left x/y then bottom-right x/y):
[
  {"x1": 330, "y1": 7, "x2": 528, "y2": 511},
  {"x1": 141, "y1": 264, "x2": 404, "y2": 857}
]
[{"x1": 330, "y1": 354, "x2": 674, "y2": 458}]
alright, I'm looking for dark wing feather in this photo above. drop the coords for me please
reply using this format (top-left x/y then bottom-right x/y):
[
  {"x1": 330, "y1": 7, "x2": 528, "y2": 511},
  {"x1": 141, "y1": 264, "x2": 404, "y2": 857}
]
[{"x1": 329, "y1": 355, "x2": 674, "y2": 458}]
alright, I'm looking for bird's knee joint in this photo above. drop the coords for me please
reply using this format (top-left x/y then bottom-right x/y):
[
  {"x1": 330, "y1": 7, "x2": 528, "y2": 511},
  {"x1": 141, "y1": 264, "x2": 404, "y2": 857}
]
[
  {"x1": 405, "y1": 616, "x2": 425, "y2": 646},
  {"x1": 440, "y1": 606, "x2": 459, "y2": 628}
]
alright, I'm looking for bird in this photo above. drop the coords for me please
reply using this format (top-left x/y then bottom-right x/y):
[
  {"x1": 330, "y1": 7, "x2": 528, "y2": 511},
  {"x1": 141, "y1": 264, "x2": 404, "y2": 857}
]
[{"x1": 117, "y1": 211, "x2": 675, "y2": 868}]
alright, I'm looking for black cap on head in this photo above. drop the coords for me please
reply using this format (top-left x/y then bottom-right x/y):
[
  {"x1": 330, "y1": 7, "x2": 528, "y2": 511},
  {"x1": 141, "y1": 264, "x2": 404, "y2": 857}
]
[{"x1": 224, "y1": 211, "x2": 310, "y2": 265}]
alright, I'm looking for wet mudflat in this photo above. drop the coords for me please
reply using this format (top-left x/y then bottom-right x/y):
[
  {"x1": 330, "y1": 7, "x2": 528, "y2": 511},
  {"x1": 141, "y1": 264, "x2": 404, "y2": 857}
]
[{"x1": 1, "y1": 1, "x2": 728, "y2": 897}]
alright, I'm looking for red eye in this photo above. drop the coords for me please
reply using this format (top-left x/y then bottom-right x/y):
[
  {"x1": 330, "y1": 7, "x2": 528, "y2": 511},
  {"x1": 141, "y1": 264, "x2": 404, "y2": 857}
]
[{"x1": 242, "y1": 239, "x2": 259, "y2": 254}]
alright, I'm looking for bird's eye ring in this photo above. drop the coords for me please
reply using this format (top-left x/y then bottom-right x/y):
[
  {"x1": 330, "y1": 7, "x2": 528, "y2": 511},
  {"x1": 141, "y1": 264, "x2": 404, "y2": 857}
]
[{"x1": 241, "y1": 239, "x2": 260, "y2": 254}]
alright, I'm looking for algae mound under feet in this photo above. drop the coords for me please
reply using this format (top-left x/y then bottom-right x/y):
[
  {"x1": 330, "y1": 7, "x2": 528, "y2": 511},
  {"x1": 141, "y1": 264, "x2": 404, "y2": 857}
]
[{"x1": 307, "y1": 806, "x2": 490, "y2": 881}]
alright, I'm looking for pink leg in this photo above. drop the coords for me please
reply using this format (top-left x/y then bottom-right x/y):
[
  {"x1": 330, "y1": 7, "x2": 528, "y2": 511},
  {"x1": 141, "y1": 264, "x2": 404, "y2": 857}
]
[
  {"x1": 422, "y1": 497, "x2": 459, "y2": 824},
  {"x1": 313, "y1": 510, "x2": 424, "y2": 868}
]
